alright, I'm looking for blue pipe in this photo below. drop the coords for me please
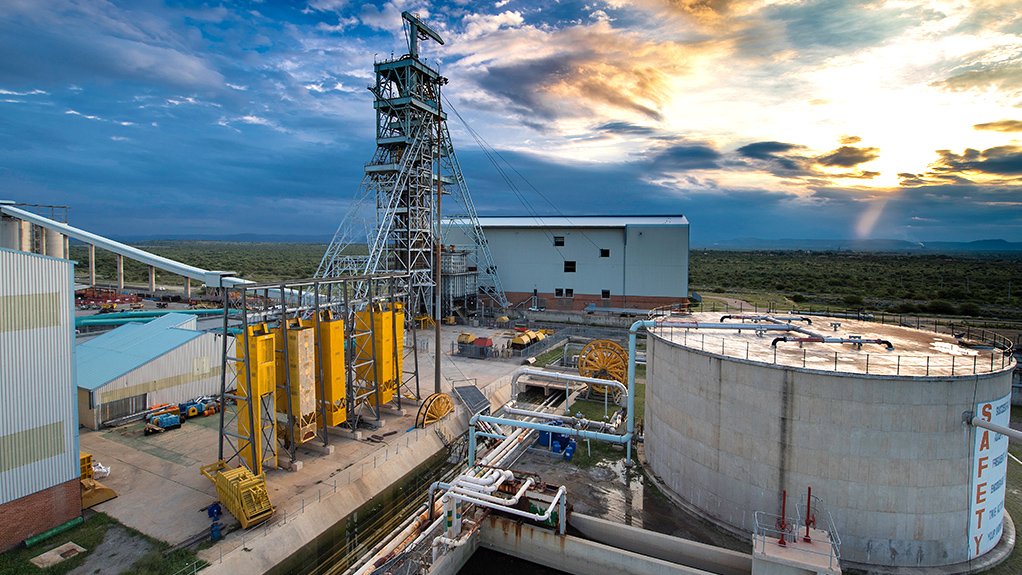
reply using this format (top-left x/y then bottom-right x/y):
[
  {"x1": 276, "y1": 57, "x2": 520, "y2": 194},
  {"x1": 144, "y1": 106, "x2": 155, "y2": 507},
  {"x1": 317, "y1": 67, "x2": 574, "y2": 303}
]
[{"x1": 627, "y1": 320, "x2": 656, "y2": 465}]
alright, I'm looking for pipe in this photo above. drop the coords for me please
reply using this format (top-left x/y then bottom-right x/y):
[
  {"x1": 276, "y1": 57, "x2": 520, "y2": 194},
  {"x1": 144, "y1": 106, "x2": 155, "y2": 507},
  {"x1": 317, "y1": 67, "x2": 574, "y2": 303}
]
[
  {"x1": 444, "y1": 485, "x2": 567, "y2": 527},
  {"x1": 502, "y1": 406, "x2": 620, "y2": 433},
  {"x1": 511, "y1": 367, "x2": 627, "y2": 410},
  {"x1": 771, "y1": 336, "x2": 894, "y2": 351},
  {"x1": 23, "y1": 516, "x2": 84, "y2": 548},
  {"x1": 469, "y1": 414, "x2": 629, "y2": 466},
  {"x1": 627, "y1": 320, "x2": 656, "y2": 465},
  {"x1": 444, "y1": 477, "x2": 535, "y2": 506},
  {"x1": 963, "y1": 412, "x2": 1022, "y2": 443},
  {"x1": 720, "y1": 314, "x2": 812, "y2": 324}
]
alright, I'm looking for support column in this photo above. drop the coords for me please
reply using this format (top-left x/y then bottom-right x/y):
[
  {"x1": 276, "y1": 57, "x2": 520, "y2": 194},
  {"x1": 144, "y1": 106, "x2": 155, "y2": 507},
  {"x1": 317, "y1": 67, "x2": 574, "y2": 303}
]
[
  {"x1": 116, "y1": 254, "x2": 124, "y2": 291},
  {"x1": 148, "y1": 266, "x2": 156, "y2": 294},
  {"x1": 88, "y1": 245, "x2": 96, "y2": 286},
  {"x1": 184, "y1": 276, "x2": 191, "y2": 300}
]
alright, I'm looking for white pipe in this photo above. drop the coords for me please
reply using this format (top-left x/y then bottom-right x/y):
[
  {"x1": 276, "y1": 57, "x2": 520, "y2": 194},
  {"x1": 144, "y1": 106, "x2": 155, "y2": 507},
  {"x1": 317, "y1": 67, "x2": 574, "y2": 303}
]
[
  {"x1": 963, "y1": 412, "x2": 1022, "y2": 442},
  {"x1": 444, "y1": 485, "x2": 566, "y2": 525},
  {"x1": 511, "y1": 367, "x2": 627, "y2": 409},
  {"x1": 447, "y1": 477, "x2": 534, "y2": 506}
]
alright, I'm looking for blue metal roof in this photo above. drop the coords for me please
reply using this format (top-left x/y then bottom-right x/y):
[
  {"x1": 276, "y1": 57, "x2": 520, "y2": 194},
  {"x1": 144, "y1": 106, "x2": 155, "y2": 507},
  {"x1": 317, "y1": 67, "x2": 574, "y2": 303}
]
[{"x1": 76, "y1": 313, "x2": 202, "y2": 391}]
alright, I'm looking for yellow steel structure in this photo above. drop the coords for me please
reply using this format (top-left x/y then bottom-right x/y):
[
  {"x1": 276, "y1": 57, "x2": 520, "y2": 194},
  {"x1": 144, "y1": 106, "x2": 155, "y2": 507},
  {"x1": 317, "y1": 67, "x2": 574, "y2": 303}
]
[
  {"x1": 235, "y1": 324, "x2": 276, "y2": 474},
  {"x1": 578, "y1": 339, "x2": 628, "y2": 396},
  {"x1": 201, "y1": 461, "x2": 274, "y2": 529},
  {"x1": 300, "y1": 312, "x2": 347, "y2": 427},
  {"x1": 355, "y1": 304, "x2": 404, "y2": 406},
  {"x1": 272, "y1": 323, "x2": 317, "y2": 445},
  {"x1": 415, "y1": 393, "x2": 454, "y2": 428},
  {"x1": 80, "y1": 452, "x2": 116, "y2": 508}
]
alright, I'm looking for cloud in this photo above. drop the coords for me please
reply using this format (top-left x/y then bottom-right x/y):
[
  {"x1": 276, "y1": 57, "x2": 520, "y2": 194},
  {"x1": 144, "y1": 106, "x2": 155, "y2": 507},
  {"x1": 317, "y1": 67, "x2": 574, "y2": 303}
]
[
  {"x1": 815, "y1": 145, "x2": 880, "y2": 168},
  {"x1": 975, "y1": 120, "x2": 1022, "y2": 132},
  {"x1": 901, "y1": 145, "x2": 1022, "y2": 186},
  {"x1": 0, "y1": 88, "x2": 47, "y2": 96}
]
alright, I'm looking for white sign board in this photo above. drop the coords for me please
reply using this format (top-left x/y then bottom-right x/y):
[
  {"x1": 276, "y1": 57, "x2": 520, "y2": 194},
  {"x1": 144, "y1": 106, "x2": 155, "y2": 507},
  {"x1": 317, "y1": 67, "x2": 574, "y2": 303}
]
[{"x1": 968, "y1": 393, "x2": 1010, "y2": 559}]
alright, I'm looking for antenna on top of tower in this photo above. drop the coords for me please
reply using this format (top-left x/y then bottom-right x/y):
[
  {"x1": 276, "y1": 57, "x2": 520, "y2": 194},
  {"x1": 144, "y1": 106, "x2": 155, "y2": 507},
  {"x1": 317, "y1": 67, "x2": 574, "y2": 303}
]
[{"x1": 401, "y1": 11, "x2": 444, "y2": 59}]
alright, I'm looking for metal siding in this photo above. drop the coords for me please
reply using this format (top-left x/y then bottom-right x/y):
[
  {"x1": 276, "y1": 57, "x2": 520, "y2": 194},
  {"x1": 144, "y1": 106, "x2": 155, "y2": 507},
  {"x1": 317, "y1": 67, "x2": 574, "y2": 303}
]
[
  {"x1": 96, "y1": 333, "x2": 227, "y2": 409},
  {"x1": 0, "y1": 249, "x2": 78, "y2": 505}
]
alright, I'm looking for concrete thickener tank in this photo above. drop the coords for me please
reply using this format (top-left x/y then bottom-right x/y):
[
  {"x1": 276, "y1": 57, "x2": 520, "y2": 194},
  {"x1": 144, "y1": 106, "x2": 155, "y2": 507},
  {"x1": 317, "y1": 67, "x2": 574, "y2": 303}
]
[{"x1": 643, "y1": 312, "x2": 1015, "y2": 572}]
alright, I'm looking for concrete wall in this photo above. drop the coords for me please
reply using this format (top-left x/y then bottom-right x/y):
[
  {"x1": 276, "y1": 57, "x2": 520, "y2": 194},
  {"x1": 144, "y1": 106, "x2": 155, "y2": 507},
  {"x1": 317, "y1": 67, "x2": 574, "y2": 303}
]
[{"x1": 644, "y1": 331, "x2": 1013, "y2": 569}]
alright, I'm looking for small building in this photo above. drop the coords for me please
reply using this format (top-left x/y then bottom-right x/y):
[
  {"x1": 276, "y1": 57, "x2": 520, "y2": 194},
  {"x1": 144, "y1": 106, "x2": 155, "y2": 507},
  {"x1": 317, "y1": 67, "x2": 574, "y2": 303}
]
[
  {"x1": 76, "y1": 313, "x2": 225, "y2": 429},
  {"x1": 448, "y1": 215, "x2": 689, "y2": 311},
  {"x1": 0, "y1": 248, "x2": 80, "y2": 551}
]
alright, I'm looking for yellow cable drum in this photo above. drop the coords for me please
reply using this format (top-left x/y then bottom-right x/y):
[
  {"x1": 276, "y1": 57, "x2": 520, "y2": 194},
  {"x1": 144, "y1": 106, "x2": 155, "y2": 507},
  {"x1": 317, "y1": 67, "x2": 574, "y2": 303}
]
[
  {"x1": 578, "y1": 339, "x2": 627, "y2": 396},
  {"x1": 415, "y1": 393, "x2": 454, "y2": 428}
]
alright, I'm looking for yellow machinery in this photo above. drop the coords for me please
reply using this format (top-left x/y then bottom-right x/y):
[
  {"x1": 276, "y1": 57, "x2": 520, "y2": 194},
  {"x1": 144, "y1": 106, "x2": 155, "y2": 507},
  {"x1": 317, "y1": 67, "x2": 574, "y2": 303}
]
[
  {"x1": 415, "y1": 393, "x2": 454, "y2": 428},
  {"x1": 235, "y1": 324, "x2": 277, "y2": 474},
  {"x1": 300, "y1": 311, "x2": 347, "y2": 427},
  {"x1": 355, "y1": 304, "x2": 404, "y2": 406},
  {"x1": 511, "y1": 330, "x2": 544, "y2": 349},
  {"x1": 201, "y1": 461, "x2": 274, "y2": 529},
  {"x1": 272, "y1": 322, "x2": 317, "y2": 445},
  {"x1": 414, "y1": 314, "x2": 435, "y2": 329},
  {"x1": 456, "y1": 332, "x2": 475, "y2": 345},
  {"x1": 79, "y1": 452, "x2": 116, "y2": 508},
  {"x1": 578, "y1": 339, "x2": 628, "y2": 396}
]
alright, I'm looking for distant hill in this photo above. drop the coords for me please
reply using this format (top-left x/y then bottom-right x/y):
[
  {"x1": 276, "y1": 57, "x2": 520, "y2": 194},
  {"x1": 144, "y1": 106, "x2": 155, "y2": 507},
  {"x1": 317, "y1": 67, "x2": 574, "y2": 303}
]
[
  {"x1": 697, "y1": 238, "x2": 1022, "y2": 253},
  {"x1": 108, "y1": 233, "x2": 331, "y2": 244}
]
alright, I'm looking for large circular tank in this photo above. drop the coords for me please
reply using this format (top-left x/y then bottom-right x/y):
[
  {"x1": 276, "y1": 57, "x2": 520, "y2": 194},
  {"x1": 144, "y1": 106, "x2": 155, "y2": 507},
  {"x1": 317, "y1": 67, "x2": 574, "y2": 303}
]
[
  {"x1": 44, "y1": 227, "x2": 65, "y2": 258},
  {"x1": 0, "y1": 216, "x2": 19, "y2": 250},
  {"x1": 643, "y1": 312, "x2": 1015, "y2": 572}
]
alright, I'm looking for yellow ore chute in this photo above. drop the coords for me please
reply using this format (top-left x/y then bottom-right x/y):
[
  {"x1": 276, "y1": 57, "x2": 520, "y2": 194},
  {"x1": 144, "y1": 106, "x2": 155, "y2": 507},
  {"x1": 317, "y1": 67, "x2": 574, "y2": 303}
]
[
  {"x1": 235, "y1": 323, "x2": 277, "y2": 474},
  {"x1": 201, "y1": 461, "x2": 274, "y2": 529},
  {"x1": 272, "y1": 321, "x2": 317, "y2": 445},
  {"x1": 299, "y1": 311, "x2": 347, "y2": 427},
  {"x1": 355, "y1": 303, "x2": 404, "y2": 406}
]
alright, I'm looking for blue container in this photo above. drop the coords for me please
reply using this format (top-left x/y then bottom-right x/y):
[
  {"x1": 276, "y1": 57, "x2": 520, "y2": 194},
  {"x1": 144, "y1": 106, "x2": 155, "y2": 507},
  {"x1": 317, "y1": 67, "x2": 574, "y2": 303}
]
[
  {"x1": 551, "y1": 440, "x2": 563, "y2": 454},
  {"x1": 538, "y1": 430, "x2": 550, "y2": 447},
  {"x1": 563, "y1": 439, "x2": 577, "y2": 460}
]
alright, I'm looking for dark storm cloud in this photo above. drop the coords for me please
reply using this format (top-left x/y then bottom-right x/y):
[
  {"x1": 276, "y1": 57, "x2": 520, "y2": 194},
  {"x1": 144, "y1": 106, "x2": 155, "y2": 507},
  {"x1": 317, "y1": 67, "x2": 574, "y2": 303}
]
[
  {"x1": 594, "y1": 121, "x2": 658, "y2": 135},
  {"x1": 975, "y1": 120, "x2": 1022, "y2": 132},
  {"x1": 815, "y1": 145, "x2": 880, "y2": 167},
  {"x1": 903, "y1": 146, "x2": 1022, "y2": 183},
  {"x1": 649, "y1": 144, "x2": 722, "y2": 170},
  {"x1": 735, "y1": 141, "x2": 800, "y2": 159}
]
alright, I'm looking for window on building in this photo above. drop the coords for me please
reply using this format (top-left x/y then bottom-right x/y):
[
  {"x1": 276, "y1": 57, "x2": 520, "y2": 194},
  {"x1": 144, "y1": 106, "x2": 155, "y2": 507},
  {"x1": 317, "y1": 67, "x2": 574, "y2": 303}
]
[
  {"x1": 564, "y1": 261, "x2": 576, "y2": 273},
  {"x1": 601, "y1": 289, "x2": 611, "y2": 299},
  {"x1": 555, "y1": 288, "x2": 564, "y2": 298},
  {"x1": 600, "y1": 249, "x2": 610, "y2": 258},
  {"x1": 553, "y1": 236, "x2": 565, "y2": 246},
  {"x1": 565, "y1": 288, "x2": 574, "y2": 298}
]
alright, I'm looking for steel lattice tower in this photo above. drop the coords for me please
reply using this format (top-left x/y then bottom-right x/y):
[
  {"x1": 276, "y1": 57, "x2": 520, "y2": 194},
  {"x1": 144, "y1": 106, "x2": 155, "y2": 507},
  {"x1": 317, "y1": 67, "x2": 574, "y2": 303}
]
[{"x1": 317, "y1": 12, "x2": 508, "y2": 315}]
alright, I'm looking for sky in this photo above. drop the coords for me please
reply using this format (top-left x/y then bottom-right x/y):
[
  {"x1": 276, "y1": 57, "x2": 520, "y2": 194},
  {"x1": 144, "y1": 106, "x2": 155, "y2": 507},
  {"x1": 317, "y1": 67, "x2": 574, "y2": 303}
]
[{"x1": 0, "y1": 0, "x2": 1020, "y2": 245}]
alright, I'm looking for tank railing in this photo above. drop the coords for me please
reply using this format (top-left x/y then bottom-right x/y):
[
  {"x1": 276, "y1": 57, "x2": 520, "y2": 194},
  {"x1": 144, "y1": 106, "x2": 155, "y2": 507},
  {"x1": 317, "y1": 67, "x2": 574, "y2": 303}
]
[
  {"x1": 650, "y1": 323, "x2": 1016, "y2": 377},
  {"x1": 796, "y1": 497, "x2": 841, "y2": 563},
  {"x1": 754, "y1": 510, "x2": 840, "y2": 569}
]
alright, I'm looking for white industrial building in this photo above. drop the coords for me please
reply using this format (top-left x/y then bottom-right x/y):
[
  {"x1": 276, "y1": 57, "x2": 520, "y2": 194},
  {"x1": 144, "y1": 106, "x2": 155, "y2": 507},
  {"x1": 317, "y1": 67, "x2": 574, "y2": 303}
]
[
  {"x1": 449, "y1": 215, "x2": 689, "y2": 311},
  {"x1": 76, "y1": 313, "x2": 226, "y2": 429},
  {"x1": 0, "y1": 248, "x2": 80, "y2": 550}
]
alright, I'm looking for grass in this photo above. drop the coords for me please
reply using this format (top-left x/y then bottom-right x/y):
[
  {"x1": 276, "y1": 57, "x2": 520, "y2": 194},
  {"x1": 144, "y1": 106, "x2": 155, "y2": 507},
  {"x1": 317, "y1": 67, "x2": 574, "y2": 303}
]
[
  {"x1": 532, "y1": 345, "x2": 565, "y2": 368},
  {"x1": 0, "y1": 511, "x2": 205, "y2": 575}
]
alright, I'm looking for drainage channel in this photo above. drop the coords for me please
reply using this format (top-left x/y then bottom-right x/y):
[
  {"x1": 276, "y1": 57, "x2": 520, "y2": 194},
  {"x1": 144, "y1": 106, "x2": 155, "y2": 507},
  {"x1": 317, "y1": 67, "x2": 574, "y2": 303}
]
[{"x1": 280, "y1": 437, "x2": 467, "y2": 575}]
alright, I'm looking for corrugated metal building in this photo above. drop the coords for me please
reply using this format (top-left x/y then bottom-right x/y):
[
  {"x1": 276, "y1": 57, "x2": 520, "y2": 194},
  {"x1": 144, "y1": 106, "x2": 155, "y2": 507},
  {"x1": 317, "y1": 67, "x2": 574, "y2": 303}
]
[
  {"x1": 446, "y1": 215, "x2": 690, "y2": 311},
  {"x1": 0, "y1": 248, "x2": 80, "y2": 550},
  {"x1": 76, "y1": 313, "x2": 226, "y2": 429}
]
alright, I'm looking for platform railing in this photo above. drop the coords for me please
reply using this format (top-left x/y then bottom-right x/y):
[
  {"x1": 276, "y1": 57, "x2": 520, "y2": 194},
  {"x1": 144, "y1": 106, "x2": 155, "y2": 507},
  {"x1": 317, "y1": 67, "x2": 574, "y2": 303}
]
[
  {"x1": 650, "y1": 323, "x2": 1015, "y2": 377},
  {"x1": 753, "y1": 510, "x2": 840, "y2": 570}
]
